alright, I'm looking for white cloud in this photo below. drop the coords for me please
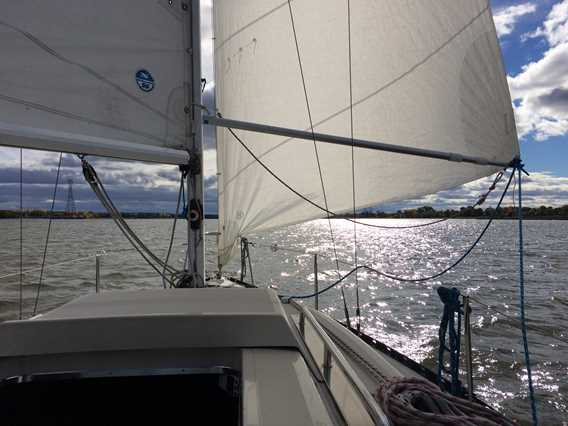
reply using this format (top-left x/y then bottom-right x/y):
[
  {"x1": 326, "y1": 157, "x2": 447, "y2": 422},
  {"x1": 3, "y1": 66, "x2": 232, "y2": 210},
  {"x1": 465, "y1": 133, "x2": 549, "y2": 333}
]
[
  {"x1": 524, "y1": 0, "x2": 568, "y2": 46},
  {"x1": 0, "y1": 145, "x2": 219, "y2": 212},
  {"x1": 508, "y1": 0, "x2": 568, "y2": 141},
  {"x1": 493, "y1": 2, "x2": 536, "y2": 37},
  {"x1": 201, "y1": 0, "x2": 214, "y2": 82},
  {"x1": 395, "y1": 171, "x2": 568, "y2": 210}
]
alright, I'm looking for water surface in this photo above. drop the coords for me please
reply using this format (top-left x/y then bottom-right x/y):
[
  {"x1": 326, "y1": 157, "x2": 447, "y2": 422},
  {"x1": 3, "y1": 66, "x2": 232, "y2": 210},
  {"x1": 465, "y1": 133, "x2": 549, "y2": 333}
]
[{"x1": 0, "y1": 218, "x2": 566, "y2": 424}]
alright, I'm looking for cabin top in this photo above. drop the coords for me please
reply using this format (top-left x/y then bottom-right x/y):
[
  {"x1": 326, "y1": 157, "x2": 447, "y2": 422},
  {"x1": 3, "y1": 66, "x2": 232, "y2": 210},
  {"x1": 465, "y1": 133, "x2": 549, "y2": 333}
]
[{"x1": 0, "y1": 288, "x2": 298, "y2": 357}]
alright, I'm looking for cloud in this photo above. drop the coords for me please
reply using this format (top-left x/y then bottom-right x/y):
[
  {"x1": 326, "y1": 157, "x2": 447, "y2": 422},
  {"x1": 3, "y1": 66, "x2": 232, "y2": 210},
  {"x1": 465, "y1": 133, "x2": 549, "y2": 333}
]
[
  {"x1": 493, "y1": 2, "x2": 537, "y2": 37},
  {"x1": 3, "y1": 2, "x2": 568, "y2": 217},
  {"x1": 382, "y1": 171, "x2": 568, "y2": 211},
  {"x1": 508, "y1": 0, "x2": 568, "y2": 141},
  {"x1": 201, "y1": 0, "x2": 214, "y2": 81},
  {"x1": 523, "y1": 0, "x2": 568, "y2": 46},
  {"x1": 0, "y1": 78, "x2": 219, "y2": 213}
]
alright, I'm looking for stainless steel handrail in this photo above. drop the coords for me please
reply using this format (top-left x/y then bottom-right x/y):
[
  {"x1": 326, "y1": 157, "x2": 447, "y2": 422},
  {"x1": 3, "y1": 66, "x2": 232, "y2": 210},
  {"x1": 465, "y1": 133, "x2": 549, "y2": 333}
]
[{"x1": 290, "y1": 300, "x2": 391, "y2": 426}]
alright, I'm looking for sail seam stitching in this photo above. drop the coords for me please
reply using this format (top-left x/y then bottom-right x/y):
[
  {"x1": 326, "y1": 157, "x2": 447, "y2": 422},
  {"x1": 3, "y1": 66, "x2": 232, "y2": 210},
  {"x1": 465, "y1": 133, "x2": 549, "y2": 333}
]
[
  {"x1": 218, "y1": 4, "x2": 491, "y2": 190},
  {"x1": 214, "y1": 1, "x2": 290, "y2": 52},
  {"x1": 224, "y1": 124, "x2": 512, "y2": 283},
  {"x1": 0, "y1": 20, "x2": 176, "y2": 125},
  {"x1": 0, "y1": 93, "x2": 171, "y2": 146}
]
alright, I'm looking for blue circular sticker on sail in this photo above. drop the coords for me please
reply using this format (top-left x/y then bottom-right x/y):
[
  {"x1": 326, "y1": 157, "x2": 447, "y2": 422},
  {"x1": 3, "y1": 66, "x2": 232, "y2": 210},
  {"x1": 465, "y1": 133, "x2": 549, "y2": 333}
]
[{"x1": 135, "y1": 69, "x2": 155, "y2": 92}]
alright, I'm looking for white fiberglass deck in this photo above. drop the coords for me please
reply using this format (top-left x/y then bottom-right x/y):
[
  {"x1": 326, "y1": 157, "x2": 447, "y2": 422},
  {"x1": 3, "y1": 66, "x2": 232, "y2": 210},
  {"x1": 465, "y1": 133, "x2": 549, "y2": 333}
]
[
  {"x1": 0, "y1": 288, "x2": 297, "y2": 357},
  {"x1": 0, "y1": 287, "x2": 400, "y2": 424}
]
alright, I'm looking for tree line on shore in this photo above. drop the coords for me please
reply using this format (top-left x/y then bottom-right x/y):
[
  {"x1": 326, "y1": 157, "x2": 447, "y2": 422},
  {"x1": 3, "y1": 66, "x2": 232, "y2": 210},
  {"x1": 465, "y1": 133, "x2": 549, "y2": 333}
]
[
  {"x1": 346, "y1": 205, "x2": 568, "y2": 219},
  {"x1": 0, "y1": 210, "x2": 175, "y2": 219},
  {"x1": 1, "y1": 205, "x2": 567, "y2": 219}
]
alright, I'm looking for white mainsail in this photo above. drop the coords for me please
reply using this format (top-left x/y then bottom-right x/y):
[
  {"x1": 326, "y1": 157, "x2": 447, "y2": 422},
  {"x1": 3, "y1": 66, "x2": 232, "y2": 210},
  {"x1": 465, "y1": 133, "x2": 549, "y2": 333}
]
[
  {"x1": 0, "y1": 1, "x2": 191, "y2": 164},
  {"x1": 214, "y1": 0, "x2": 519, "y2": 266}
]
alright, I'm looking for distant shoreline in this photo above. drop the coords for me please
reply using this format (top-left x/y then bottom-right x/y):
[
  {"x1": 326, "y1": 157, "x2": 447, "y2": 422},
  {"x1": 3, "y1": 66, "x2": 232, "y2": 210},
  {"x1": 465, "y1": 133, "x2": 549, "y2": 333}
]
[
  {"x1": 0, "y1": 211, "x2": 220, "y2": 220},
  {"x1": 2, "y1": 205, "x2": 568, "y2": 220}
]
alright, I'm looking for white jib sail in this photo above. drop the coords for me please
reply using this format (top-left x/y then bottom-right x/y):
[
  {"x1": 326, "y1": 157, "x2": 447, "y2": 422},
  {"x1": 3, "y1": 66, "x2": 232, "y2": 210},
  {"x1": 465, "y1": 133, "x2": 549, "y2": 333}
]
[
  {"x1": 214, "y1": 0, "x2": 520, "y2": 266},
  {"x1": 0, "y1": 1, "x2": 192, "y2": 164}
]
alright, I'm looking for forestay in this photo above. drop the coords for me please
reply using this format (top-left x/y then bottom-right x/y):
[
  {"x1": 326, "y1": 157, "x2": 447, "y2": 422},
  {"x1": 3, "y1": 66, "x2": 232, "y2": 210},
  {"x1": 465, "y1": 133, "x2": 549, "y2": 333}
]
[
  {"x1": 0, "y1": 1, "x2": 191, "y2": 164},
  {"x1": 214, "y1": 0, "x2": 519, "y2": 266}
]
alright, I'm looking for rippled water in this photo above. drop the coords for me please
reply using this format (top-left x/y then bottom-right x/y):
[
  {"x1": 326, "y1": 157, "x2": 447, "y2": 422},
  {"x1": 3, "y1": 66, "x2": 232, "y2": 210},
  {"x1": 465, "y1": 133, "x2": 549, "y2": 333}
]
[{"x1": 0, "y1": 218, "x2": 566, "y2": 424}]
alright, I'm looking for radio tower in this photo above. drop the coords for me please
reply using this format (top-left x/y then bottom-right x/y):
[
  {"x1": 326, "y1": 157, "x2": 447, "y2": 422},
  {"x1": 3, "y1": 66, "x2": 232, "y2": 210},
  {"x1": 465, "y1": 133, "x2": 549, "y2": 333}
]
[{"x1": 65, "y1": 179, "x2": 77, "y2": 216}]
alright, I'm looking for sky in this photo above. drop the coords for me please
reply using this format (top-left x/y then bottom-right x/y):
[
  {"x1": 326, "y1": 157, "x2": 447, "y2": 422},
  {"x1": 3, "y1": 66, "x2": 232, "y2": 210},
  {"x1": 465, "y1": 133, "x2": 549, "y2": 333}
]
[{"x1": 1, "y1": 0, "x2": 568, "y2": 213}]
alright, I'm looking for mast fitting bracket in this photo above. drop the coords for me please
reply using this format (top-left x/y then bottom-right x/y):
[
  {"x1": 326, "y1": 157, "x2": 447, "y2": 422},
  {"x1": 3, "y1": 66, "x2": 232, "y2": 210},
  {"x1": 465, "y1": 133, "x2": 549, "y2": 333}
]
[{"x1": 183, "y1": 150, "x2": 201, "y2": 176}]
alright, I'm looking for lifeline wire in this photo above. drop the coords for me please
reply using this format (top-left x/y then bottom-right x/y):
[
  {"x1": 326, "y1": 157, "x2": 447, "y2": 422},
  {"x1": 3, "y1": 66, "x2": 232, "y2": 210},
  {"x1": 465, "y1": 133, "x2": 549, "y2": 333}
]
[
  {"x1": 32, "y1": 152, "x2": 63, "y2": 316},
  {"x1": 517, "y1": 165, "x2": 538, "y2": 425},
  {"x1": 281, "y1": 170, "x2": 514, "y2": 301},
  {"x1": 0, "y1": 243, "x2": 188, "y2": 282}
]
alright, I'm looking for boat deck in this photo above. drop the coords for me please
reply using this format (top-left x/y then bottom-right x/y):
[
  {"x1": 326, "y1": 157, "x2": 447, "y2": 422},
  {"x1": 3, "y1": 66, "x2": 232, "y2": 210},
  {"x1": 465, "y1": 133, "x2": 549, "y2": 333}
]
[{"x1": 0, "y1": 287, "x2": 443, "y2": 425}]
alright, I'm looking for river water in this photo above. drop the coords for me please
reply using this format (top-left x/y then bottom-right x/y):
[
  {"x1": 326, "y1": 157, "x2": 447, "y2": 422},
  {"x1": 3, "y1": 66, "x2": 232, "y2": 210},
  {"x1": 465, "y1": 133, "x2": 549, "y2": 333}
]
[{"x1": 0, "y1": 218, "x2": 566, "y2": 424}]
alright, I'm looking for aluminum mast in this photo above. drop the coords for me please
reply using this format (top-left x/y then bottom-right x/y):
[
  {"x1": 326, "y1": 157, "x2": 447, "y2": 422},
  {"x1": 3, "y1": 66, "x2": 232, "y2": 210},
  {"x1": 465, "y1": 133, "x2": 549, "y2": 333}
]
[{"x1": 186, "y1": 0, "x2": 205, "y2": 286}]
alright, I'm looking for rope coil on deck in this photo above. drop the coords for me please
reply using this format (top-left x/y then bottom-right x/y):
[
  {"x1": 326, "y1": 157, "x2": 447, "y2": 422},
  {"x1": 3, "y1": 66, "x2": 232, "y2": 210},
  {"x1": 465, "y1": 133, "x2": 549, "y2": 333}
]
[{"x1": 375, "y1": 377, "x2": 516, "y2": 426}]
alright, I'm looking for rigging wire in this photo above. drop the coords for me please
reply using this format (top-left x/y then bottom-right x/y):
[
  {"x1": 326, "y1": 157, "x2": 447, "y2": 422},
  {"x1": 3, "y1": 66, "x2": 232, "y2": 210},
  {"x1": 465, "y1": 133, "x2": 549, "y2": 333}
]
[
  {"x1": 32, "y1": 152, "x2": 63, "y2": 317},
  {"x1": 346, "y1": 217, "x2": 449, "y2": 229},
  {"x1": 342, "y1": 170, "x2": 504, "y2": 229},
  {"x1": 85, "y1": 161, "x2": 177, "y2": 274},
  {"x1": 19, "y1": 148, "x2": 23, "y2": 320},
  {"x1": 97, "y1": 194, "x2": 178, "y2": 287},
  {"x1": 287, "y1": 0, "x2": 348, "y2": 319},
  {"x1": 280, "y1": 170, "x2": 514, "y2": 302},
  {"x1": 254, "y1": 241, "x2": 354, "y2": 267},
  {"x1": 282, "y1": 265, "x2": 373, "y2": 301},
  {"x1": 512, "y1": 171, "x2": 517, "y2": 210},
  {"x1": 96, "y1": 184, "x2": 176, "y2": 277},
  {"x1": 347, "y1": 0, "x2": 361, "y2": 332},
  {"x1": 162, "y1": 172, "x2": 185, "y2": 288},
  {"x1": 286, "y1": 0, "x2": 342, "y2": 279},
  {"x1": 80, "y1": 158, "x2": 179, "y2": 287},
  {"x1": 2, "y1": 254, "x2": 100, "y2": 281},
  {"x1": 217, "y1": 3, "x2": 490, "y2": 198},
  {"x1": 0, "y1": 244, "x2": 188, "y2": 282},
  {"x1": 251, "y1": 175, "x2": 507, "y2": 280},
  {"x1": 516, "y1": 166, "x2": 538, "y2": 425},
  {"x1": 223, "y1": 121, "x2": 510, "y2": 244}
]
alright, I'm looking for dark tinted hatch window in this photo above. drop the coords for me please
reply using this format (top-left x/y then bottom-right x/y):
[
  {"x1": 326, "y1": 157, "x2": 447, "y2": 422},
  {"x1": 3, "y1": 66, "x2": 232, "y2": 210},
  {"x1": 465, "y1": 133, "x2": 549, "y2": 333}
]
[{"x1": 1, "y1": 369, "x2": 240, "y2": 425}]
